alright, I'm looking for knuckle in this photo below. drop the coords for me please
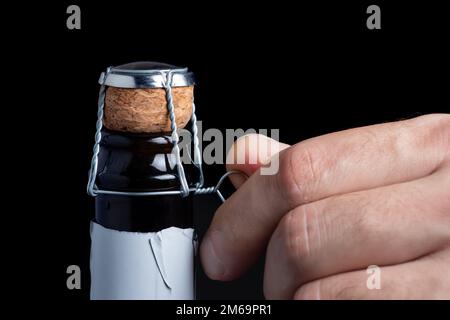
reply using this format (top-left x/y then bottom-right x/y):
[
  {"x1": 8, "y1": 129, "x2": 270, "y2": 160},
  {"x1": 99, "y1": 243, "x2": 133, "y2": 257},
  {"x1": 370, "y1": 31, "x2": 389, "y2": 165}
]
[
  {"x1": 354, "y1": 207, "x2": 378, "y2": 240},
  {"x1": 276, "y1": 144, "x2": 321, "y2": 206},
  {"x1": 277, "y1": 205, "x2": 320, "y2": 266},
  {"x1": 407, "y1": 114, "x2": 450, "y2": 162},
  {"x1": 326, "y1": 191, "x2": 377, "y2": 235},
  {"x1": 413, "y1": 113, "x2": 450, "y2": 129}
]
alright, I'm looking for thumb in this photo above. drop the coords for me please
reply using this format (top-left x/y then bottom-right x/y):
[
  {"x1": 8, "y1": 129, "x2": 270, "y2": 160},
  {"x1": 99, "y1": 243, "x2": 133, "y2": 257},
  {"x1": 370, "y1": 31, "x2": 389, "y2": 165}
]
[{"x1": 225, "y1": 133, "x2": 290, "y2": 188}]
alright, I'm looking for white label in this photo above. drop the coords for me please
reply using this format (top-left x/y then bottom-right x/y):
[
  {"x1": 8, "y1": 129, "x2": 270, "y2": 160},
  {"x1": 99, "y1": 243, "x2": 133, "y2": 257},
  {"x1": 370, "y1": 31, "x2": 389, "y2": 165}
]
[{"x1": 90, "y1": 222, "x2": 195, "y2": 300}]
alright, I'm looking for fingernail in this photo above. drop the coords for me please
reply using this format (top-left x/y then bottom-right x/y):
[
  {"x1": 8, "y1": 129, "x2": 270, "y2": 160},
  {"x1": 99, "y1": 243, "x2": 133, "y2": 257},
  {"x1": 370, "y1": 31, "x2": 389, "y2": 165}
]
[{"x1": 201, "y1": 231, "x2": 227, "y2": 280}]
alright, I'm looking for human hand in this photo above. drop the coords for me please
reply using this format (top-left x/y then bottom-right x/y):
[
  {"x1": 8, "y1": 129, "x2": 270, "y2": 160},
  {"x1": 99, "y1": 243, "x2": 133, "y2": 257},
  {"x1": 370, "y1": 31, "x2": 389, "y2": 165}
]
[{"x1": 200, "y1": 114, "x2": 450, "y2": 299}]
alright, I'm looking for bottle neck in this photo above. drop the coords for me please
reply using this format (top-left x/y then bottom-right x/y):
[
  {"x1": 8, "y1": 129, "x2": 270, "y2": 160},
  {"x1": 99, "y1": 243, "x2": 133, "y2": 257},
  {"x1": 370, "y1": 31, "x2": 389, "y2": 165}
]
[
  {"x1": 95, "y1": 194, "x2": 193, "y2": 232},
  {"x1": 94, "y1": 128, "x2": 195, "y2": 232}
]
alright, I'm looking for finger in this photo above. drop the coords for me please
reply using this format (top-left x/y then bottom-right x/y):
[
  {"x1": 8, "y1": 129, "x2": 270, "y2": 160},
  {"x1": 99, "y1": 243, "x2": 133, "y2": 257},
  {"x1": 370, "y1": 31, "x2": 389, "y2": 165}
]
[
  {"x1": 200, "y1": 114, "x2": 450, "y2": 280},
  {"x1": 264, "y1": 165, "x2": 450, "y2": 299},
  {"x1": 293, "y1": 248, "x2": 450, "y2": 300},
  {"x1": 225, "y1": 133, "x2": 290, "y2": 188}
]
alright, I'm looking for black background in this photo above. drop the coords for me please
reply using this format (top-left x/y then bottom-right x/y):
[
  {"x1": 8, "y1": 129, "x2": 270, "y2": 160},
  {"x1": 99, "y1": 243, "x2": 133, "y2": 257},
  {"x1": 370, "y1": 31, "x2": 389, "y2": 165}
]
[{"x1": 13, "y1": 0, "x2": 449, "y2": 308}]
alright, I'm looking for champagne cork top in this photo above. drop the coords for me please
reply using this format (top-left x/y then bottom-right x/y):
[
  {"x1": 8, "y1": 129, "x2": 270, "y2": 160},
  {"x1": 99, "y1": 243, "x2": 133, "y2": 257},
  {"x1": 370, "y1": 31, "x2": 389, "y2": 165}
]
[{"x1": 100, "y1": 62, "x2": 195, "y2": 133}]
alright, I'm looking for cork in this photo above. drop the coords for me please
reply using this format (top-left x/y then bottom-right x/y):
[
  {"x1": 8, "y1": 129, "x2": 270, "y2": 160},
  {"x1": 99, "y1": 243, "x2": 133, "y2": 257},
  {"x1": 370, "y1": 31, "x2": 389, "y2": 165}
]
[{"x1": 104, "y1": 86, "x2": 194, "y2": 133}]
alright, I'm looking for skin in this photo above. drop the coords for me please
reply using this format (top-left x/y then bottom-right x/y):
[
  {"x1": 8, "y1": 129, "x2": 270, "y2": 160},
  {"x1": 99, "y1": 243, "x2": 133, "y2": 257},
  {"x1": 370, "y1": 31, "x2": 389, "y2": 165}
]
[{"x1": 200, "y1": 114, "x2": 450, "y2": 299}]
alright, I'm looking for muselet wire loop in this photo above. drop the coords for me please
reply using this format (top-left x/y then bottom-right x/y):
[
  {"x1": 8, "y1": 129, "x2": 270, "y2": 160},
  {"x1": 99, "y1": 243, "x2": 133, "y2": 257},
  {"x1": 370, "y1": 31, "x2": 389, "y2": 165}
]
[{"x1": 87, "y1": 63, "x2": 247, "y2": 203}]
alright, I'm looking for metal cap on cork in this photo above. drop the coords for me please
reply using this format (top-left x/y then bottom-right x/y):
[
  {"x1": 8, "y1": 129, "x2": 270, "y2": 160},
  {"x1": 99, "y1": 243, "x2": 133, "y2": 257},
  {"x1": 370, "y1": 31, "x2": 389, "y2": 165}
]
[{"x1": 100, "y1": 61, "x2": 196, "y2": 133}]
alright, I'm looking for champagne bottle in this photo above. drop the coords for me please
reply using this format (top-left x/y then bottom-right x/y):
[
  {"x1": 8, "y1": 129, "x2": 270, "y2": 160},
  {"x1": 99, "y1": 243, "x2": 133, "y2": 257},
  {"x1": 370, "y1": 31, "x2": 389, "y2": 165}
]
[{"x1": 89, "y1": 62, "x2": 198, "y2": 300}]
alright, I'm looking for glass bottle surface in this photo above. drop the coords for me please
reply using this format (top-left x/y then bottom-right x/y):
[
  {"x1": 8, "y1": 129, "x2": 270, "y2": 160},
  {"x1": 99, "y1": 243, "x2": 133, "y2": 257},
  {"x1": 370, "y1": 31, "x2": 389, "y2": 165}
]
[{"x1": 94, "y1": 128, "x2": 195, "y2": 232}]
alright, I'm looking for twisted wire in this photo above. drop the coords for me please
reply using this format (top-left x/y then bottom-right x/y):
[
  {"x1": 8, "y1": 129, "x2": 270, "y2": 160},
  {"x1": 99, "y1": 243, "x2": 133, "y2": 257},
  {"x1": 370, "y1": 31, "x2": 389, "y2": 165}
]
[
  {"x1": 87, "y1": 82, "x2": 107, "y2": 196},
  {"x1": 162, "y1": 70, "x2": 190, "y2": 197},
  {"x1": 191, "y1": 100, "x2": 204, "y2": 187}
]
